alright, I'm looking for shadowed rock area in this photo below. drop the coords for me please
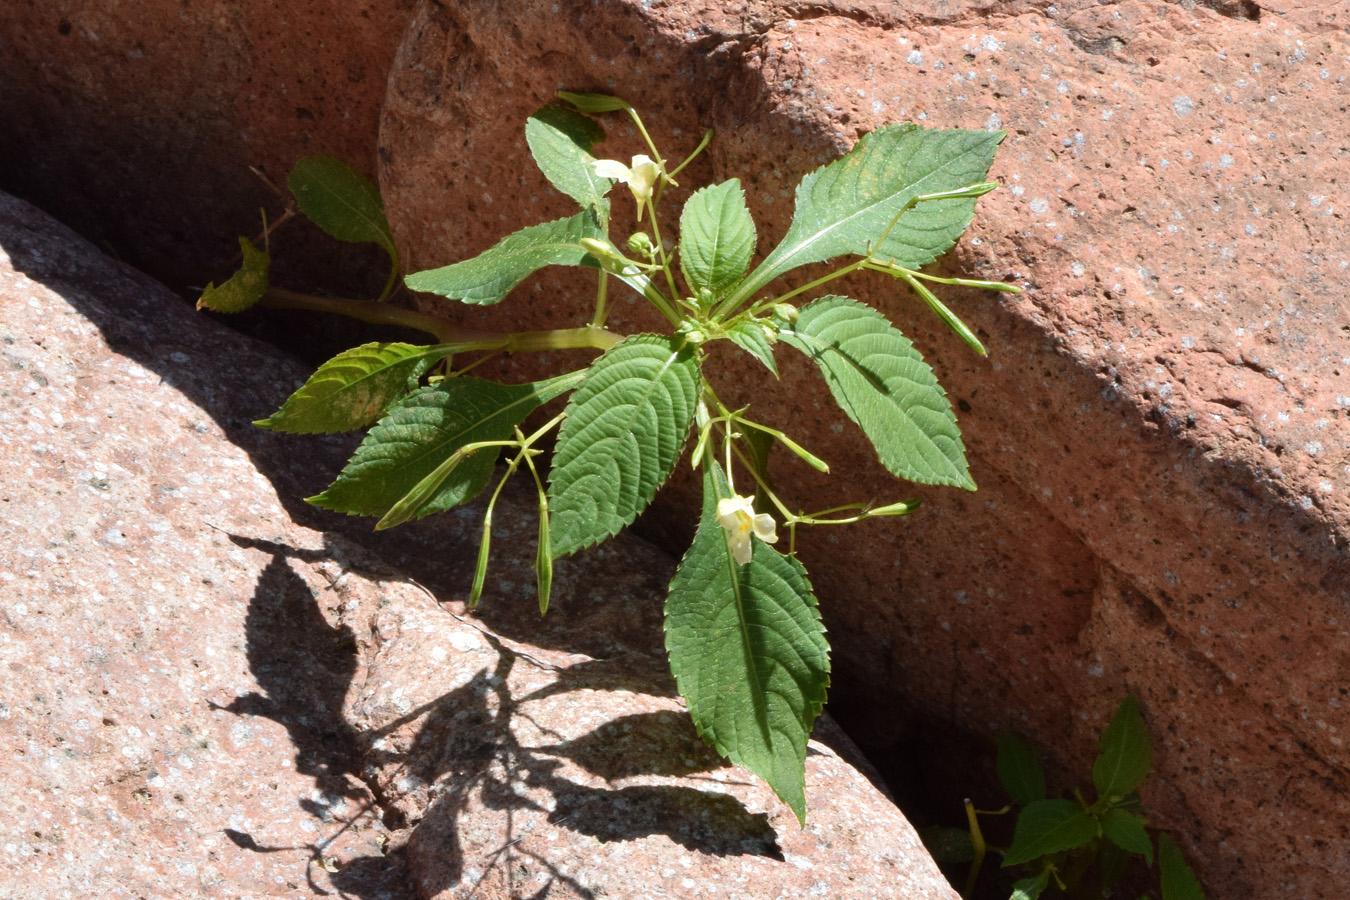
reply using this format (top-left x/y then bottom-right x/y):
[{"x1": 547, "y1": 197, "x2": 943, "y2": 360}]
[{"x1": 0, "y1": 190, "x2": 955, "y2": 898}]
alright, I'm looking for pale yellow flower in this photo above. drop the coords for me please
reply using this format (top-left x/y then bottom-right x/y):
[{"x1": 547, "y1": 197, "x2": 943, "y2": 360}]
[
  {"x1": 716, "y1": 494, "x2": 778, "y2": 565},
  {"x1": 593, "y1": 154, "x2": 660, "y2": 217}
]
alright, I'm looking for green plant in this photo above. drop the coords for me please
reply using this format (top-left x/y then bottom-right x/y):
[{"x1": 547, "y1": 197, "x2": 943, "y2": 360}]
[
  {"x1": 199, "y1": 92, "x2": 1020, "y2": 823},
  {"x1": 922, "y1": 696, "x2": 1206, "y2": 900}
]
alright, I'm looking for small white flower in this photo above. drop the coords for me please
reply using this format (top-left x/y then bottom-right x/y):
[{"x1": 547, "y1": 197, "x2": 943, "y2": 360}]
[
  {"x1": 716, "y1": 494, "x2": 778, "y2": 565},
  {"x1": 593, "y1": 154, "x2": 661, "y2": 217}
]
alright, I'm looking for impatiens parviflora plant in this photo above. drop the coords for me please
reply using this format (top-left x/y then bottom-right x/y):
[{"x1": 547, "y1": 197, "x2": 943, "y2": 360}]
[
  {"x1": 198, "y1": 92, "x2": 1021, "y2": 823},
  {"x1": 921, "y1": 696, "x2": 1207, "y2": 900}
]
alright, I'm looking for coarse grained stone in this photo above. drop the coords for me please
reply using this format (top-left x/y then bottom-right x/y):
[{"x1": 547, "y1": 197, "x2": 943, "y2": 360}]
[
  {"x1": 0, "y1": 192, "x2": 413, "y2": 898},
  {"x1": 377, "y1": 2, "x2": 1350, "y2": 897},
  {"x1": 0, "y1": 189, "x2": 958, "y2": 899}
]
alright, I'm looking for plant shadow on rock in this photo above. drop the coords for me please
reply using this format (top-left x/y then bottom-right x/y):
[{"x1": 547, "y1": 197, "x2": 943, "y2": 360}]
[
  {"x1": 0, "y1": 195, "x2": 676, "y2": 665},
  {"x1": 215, "y1": 535, "x2": 779, "y2": 900},
  {"x1": 207, "y1": 537, "x2": 415, "y2": 898}
]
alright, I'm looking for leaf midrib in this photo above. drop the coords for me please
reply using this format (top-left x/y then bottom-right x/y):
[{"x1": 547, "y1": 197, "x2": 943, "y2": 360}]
[
  {"x1": 730, "y1": 133, "x2": 995, "y2": 304},
  {"x1": 302, "y1": 176, "x2": 393, "y2": 251}
]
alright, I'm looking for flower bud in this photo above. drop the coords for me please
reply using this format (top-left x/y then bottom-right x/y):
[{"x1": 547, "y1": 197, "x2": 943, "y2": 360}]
[{"x1": 626, "y1": 231, "x2": 654, "y2": 256}]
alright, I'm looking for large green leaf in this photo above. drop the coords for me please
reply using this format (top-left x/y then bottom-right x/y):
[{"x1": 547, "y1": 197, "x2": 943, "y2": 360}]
[
  {"x1": 256, "y1": 342, "x2": 458, "y2": 434},
  {"x1": 548, "y1": 335, "x2": 699, "y2": 556},
  {"x1": 1158, "y1": 833, "x2": 1206, "y2": 900},
  {"x1": 997, "y1": 732, "x2": 1047, "y2": 807},
  {"x1": 779, "y1": 296, "x2": 972, "y2": 488},
  {"x1": 1002, "y1": 799, "x2": 1099, "y2": 867},
  {"x1": 729, "y1": 124, "x2": 1003, "y2": 305},
  {"x1": 525, "y1": 105, "x2": 613, "y2": 223},
  {"x1": 1092, "y1": 695, "x2": 1153, "y2": 799},
  {"x1": 725, "y1": 319, "x2": 779, "y2": 377},
  {"x1": 196, "y1": 237, "x2": 269, "y2": 313},
  {"x1": 1009, "y1": 871, "x2": 1052, "y2": 900},
  {"x1": 287, "y1": 155, "x2": 397, "y2": 258},
  {"x1": 679, "y1": 179, "x2": 755, "y2": 302},
  {"x1": 1100, "y1": 807, "x2": 1152, "y2": 865},
  {"x1": 309, "y1": 372, "x2": 582, "y2": 519},
  {"x1": 665, "y1": 461, "x2": 830, "y2": 824},
  {"x1": 404, "y1": 210, "x2": 605, "y2": 305}
]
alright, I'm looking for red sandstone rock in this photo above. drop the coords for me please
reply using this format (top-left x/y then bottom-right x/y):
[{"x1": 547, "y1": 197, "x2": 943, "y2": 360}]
[
  {"x1": 377, "y1": 2, "x2": 1350, "y2": 896},
  {"x1": 0, "y1": 0, "x2": 415, "y2": 292},
  {"x1": 0, "y1": 190, "x2": 955, "y2": 898}
]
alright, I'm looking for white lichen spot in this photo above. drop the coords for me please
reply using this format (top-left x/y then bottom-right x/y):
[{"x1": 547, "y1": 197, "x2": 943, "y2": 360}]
[
  {"x1": 1029, "y1": 198, "x2": 1049, "y2": 214},
  {"x1": 1174, "y1": 96, "x2": 1195, "y2": 116},
  {"x1": 906, "y1": 49, "x2": 923, "y2": 66}
]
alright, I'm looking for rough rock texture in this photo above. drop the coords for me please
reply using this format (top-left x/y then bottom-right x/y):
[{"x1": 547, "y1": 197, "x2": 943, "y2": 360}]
[
  {"x1": 0, "y1": 190, "x2": 957, "y2": 898},
  {"x1": 0, "y1": 0, "x2": 415, "y2": 293},
  {"x1": 377, "y1": 1, "x2": 1350, "y2": 897}
]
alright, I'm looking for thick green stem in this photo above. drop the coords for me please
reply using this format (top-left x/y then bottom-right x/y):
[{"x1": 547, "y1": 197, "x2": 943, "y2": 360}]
[{"x1": 260, "y1": 288, "x2": 622, "y2": 352}]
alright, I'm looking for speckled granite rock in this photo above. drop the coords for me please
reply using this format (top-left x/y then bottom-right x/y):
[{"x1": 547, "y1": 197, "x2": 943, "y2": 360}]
[
  {"x1": 0, "y1": 190, "x2": 958, "y2": 899},
  {"x1": 377, "y1": 2, "x2": 1350, "y2": 897},
  {"x1": 0, "y1": 191, "x2": 416, "y2": 899}
]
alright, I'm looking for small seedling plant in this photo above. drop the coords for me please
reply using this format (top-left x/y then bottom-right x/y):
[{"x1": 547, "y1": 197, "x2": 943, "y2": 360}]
[
  {"x1": 923, "y1": 696, "x2": 1206, "y2": 900},
  {"x1": 200, "y1": 92, "x2": 1021, "y2": 823}
]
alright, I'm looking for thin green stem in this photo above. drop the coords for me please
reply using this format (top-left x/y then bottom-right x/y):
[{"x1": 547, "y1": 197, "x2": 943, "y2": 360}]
[
  {"x1": 666, "y1": 128, "x2": 714, "y2": 181},
  {"x1": 261, "y1": 287, "x2": 622, "y2": 352},
  {"x1": 728, "y1": 443, "x2": 795, "y2": 523},
  {"x1": 963, "y1": 800, "x2": 986, "y2": 899},
  {"x1": 645, "y1": 196, "x2": 682, "y2": 305},
  {"x1": 626, "y1": 107, "x2": 667, "y2": 172},
  {"x1": 717, "y1": 257, "x2": 868, "y2": 322},
  {"x1": 375, "y1": 246, "x2": 402, "y2": 303},
  {"x1": 263, "y1": 287, "x2": 480, "y2": 343},
  {"x1": 590, "y1": 272, "x2": 610, "y2": 328}
]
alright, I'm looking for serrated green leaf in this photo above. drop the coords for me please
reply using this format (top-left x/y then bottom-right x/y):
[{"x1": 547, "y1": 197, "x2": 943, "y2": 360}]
[
  {"x1": 309, "y1": 372, "x2": 582, "y2": 519},
  {"x1": 404, "y1": 210, "x2": 605, "y2": 305},
  {"x1": 918, "y1": 825, "x2": 976, "y2": 864},
  {"x1": 1097, "y1": 841, "x2": 1133, "y2": 895},
  {"x1": 526, "y1": 106, "x2": 613, "y2": 225},
  {"x1": 997, "y1": 732, "x2": 1047, "y2": 807},
  {"x1": 287, "y1": 155, "x2": 397, "y2": 257},
  {"x1": 1158, "y1": 833, "x2": 1206, "y2": 900},
  {"x1": 256, "y1": 342, "x2": 458, "y2": 434},
  {"x1": 780, "y1": 296, "x2": 972, "y2": 488},
  {"x1": 1101, "y1": 808, "x2": 1153, "y2": 865},
  {"x1": 665, "y1": 460, "x2": 830, "y2": 824},
  {"x1": 728, "y1": 124, "x2": 1004, "y2": 306},
  {"x1": 1093, "y1": 695, "x2": 1153, "y2": 800},
  {"x1": 679, "y1": 179, "x2": 755, "y2": 302},
  {"x1": 557, "y1": 91, "x2": 632, "y2": 113},
  {"x1": 196, "y1": 237, "x2": 269, "y2": 313},
  {"x1": 725, "y1": 320, "x2": 779, "y2": 377},
  {"x1": 1009, "y1": 870, "x2": 1052, "y2": 900},
  {"x1": 548, "y1": 335, "x2": 699, "y2": 556},
  {"x1": 1002, "y1": 799, "x2": 1099, "y2": 867}
]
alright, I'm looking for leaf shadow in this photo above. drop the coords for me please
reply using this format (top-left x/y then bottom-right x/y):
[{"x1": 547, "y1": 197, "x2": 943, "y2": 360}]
[{"x1": 369, "y1": 630, "x2": 782, "y2": 899}]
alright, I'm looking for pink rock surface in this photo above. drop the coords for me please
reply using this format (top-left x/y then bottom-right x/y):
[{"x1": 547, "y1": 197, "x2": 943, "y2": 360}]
[
  {"x1": 0, "y1": 190, "x2": 956, "y2": 898},
  {"x1": 376, "y1": 2, "x2": 1350, "y2": 896}
]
